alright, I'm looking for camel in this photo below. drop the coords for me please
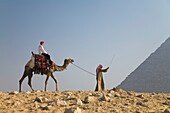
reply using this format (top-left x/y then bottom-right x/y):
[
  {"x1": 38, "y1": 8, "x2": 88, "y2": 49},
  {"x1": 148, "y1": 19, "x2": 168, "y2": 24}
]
[{"x1": 19, "y1": 53, "x2": 74, "y2": 92}]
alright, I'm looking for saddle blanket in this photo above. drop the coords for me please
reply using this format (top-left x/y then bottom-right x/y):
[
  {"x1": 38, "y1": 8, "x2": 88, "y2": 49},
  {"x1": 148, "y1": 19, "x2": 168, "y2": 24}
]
[{"x1": 33, "y1": 54, "x2": 50, "y2": 75}]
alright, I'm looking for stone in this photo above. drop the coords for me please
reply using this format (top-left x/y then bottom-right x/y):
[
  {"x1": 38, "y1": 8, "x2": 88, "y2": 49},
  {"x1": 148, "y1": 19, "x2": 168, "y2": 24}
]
[
  {"x1": 109, "y1": 90, "x2": 115, "y2": 94},
  {"x1": 107, "y1": 93, "x2": 113, "y2": 97},
  {"x1": 76, "y1": 99, "x2": 83, "y2": 105},
  {"x1": 112, "y1": 87, "x2": 125, "y2": 93},
  {"x1": 127, "y1": 91, "x2": 134, "y2": 96},
  {"x1": 88, "y1": 93, "x2": 93, "y2": 96},
  {"x1": 64, "y1": 107, "x2": 82, "y2": 113},
  {"x1": 99, "y1": 95, "x2": 110, "y2": 102},
  {"x1": 164, "y1": 109, "x2": 170, "y2": 113},
  {"x1": 84, "y1": 96, "x2": 95, "y2": 103},
  {"x1": 163, "y1": 101, "x2": 170, "y2": 105},
  {"x1": 35, "y1": 90, "x2": 42, "y2": 93},
  {"x1": 55, "y1": 99, "x2": 67, "y2": 107},
  {"x1": 40, "y1": 105, "x2": 52, "y2": 110},
  {"x1": 12, "y1": 101, "x2": 21, "y2": 106},
  {"x1": 34, "y1": 97, "x2": 48, "y2": 103},
  {"x1": 114, "y1": 93, "x2": 120, "y2": 97},
  {"x1": 67, "y1": 96, "x2": 77, "y2": 100},
  {"x1": 136, "y1": 102, "x2": 147, "y2": 107},
  {"x1": 136, "y1": 94, "x2": 144, "y2": 99},
  {"x1": 135, "y1": 111, "x2": 142, "y2": 113},
  {"x1": 9, "y1": 91, "x2": 19, "y2": 95},
  {"x1": 25, "y1": 91, "x2": 31, "y2": 94},
  {"x1": 91, "y1": 92, "x2": 103, "y2": 97},
  {"x1": 34, "y1": 97, "x2": 42, "y2": 103},
  {"x1": 124, "y1": 103, "x2": 129, "y2": 106},
  {"x1": 34, "y1": 102, "x2": 40, "y2": 109},
  {"x1": 136, "y1": 102, "x2": 143, "y2": 106}
]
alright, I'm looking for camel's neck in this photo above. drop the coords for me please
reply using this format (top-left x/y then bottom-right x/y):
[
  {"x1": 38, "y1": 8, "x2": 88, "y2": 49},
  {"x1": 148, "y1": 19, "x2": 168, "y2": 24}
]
[{"x1": 54, "y1": 61, "x2": 69, "y2": 72}]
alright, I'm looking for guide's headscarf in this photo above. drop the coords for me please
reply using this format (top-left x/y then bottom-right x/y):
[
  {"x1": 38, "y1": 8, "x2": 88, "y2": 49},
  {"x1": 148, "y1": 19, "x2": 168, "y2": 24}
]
[{"x1": 96, "y1": 64, "x2": 103, "y2": 74}]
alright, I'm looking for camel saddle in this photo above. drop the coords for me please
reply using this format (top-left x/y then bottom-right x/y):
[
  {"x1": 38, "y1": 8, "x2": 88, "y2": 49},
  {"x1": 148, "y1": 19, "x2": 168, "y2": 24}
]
[{"x1": 34, "y1": 54, "x2": 51, "y2": 75}]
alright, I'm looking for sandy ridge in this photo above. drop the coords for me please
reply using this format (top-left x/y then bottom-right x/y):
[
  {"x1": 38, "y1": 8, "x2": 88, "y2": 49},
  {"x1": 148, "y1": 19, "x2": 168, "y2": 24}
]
[{"x1": 1, "y1": 88, "x2": 170, "y2": 113}]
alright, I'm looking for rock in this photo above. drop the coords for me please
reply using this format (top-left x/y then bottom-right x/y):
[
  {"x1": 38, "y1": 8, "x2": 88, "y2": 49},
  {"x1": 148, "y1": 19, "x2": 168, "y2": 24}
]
[
  {"x1": 12, "y1": 101, "x2": 21, "y2": 106},
  {"x1": 163, "y1": 101, "x2": 170, "y2": 105},
  {"x1": 88, "y1": 93, "x2": 93, "y2": 96},
  {"x1": 110, "y1": 109, "x2": 119, "y2": 113},
  {"x1": 108, "y1": 90, "x2": 115, "y2": 94},
  {"x1": 34, "y1": 97, "x2": 48, "y2": 103},
  {"x1": 114, "y1": 93, "x2": 120, "y2": 97},
  {"x1": 35, "y1": 90, "x2": 42, "y2": 93},
  {"x1": 74, "y1": 107, "x2": 82, "y2": 113},
  {"x1": 135, "y1": 111, "x2": 142, "y2": 113},
  {"x1": 76, "y1": 99, "x2": 83, "y2": 105},
  {"x1": 136, "y1": 94, "x2": 144, "y2": 99},
  {"x1": 40, "y1": 105, "x2": 52, "y2": 110},
  {"x1": 99, "y1": 95, "x2": 110, "y2": 102},
  {"x1": 25, "y1": 91, "x2": 31, "y2": 94},
  {"x1": 136, "y1": 102, "x2": 147, "y2": 107},
  {"x1": 4, "y1": 97, "x2": 10, "y2": 100},
  {"x1": 164, "y1": 109, "x2": 170, "y2": 113},
  {"x1": 112, "y1": 87, "x2": 125, "y2": 93},
  {"x1": 84, "y1": 96, "x2": 95, "y2": 103},
  {"x1": 55, "y1": 99, "x2": 67, "y2": 107},
  {"x1": 64, "y1": 107, "x2": 82, "y2": 113},
  {"x1": 42, "y1": 97, "x2": 48, "y2": 102},
  {"x1": 9, "y1": 91, "x2": 19, "y2": 95},
  {"x1": 54, "y1": 93, "x2": 58, "y2": 96},
  {"x1": 124, "y1": 103, "x2": 129, "y2": 106},
  {"x1": 48, "y1": 102, "x2": 56, "y2": 106},
  {"x1": 136, "y1": 102, "x2": 143, "y2": 106},
  {"x1": 91, "y1": 92, "x2": 103, "y2": 97},
  {"x1": 106, "y1": 93, "x2": 113, "y2": 97},
  {"x1": 34, "y1": 97, "x2": 42, "y2": 103},
  {"x1": 143, "y1": 99, "x2": 149, "y2": 102},
  {"x1": 34, "y1": 102, "x2": 39, "y2": 109},
  {"x1": 67, "y1": 92, "x2": 73, "y2": 96},
  {"x1": 67, "y1": 96, "x2": 77, "y2": 100},
  {"x1": 127, "y1": 91, "x2": 134, "y2": 96}
]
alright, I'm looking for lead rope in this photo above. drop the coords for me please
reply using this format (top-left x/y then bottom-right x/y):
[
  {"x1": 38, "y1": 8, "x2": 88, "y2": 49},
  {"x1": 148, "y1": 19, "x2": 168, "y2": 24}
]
[
  {"x1": 109, "y1": 54, "x2": 115, "y2": 67},
  {"x1": 71, "y1": 63, "x2": 96, "y2": 76}
]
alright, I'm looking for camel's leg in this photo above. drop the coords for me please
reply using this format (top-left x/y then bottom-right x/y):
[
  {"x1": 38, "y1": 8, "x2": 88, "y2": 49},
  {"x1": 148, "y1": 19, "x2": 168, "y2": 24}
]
[
  {"x1": 19, "y1": 70, "x2": 27, "y2": 92},
  {"x1": 28, "y1": 72, "x2": 34, "y2": 91},
  {"x1": 51, "y1": 74, "x2": 58, "y2": 91},
  {"x1": 44, "y1": 74, "x2": 50, "y2": 91}
]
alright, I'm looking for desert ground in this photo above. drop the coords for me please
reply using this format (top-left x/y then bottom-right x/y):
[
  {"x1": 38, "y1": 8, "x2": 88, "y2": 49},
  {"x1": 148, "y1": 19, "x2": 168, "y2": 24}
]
[{"x1": 1, "y1": 88, "x2": 170, "y2": 113}]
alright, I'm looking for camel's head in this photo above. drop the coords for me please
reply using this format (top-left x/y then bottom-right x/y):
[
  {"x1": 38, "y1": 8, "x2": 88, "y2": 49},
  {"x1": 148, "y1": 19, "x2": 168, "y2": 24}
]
[{"x1": 65, "y1": 58, "x2": 74, "y2": 64}]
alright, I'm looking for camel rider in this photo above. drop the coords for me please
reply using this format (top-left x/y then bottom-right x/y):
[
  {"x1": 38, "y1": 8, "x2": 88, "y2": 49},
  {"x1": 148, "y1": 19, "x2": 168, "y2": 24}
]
[
  {"x1": 38, "y1": 41, "x2": 52, "y2": 65},
  {"x1": 95, "y1": 64, "x2": 109, "y2": 91}
]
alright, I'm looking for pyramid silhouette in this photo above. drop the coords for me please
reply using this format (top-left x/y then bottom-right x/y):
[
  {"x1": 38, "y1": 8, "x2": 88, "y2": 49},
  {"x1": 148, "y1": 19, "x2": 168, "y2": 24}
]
[{"x1": 118, "y1": 37, "x2": 170, "y2": 93}]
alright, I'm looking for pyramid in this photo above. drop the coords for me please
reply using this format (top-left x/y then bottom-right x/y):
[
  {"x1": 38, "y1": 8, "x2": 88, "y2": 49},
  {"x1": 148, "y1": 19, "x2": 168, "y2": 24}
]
[{"x1": 117, "y1": 37, "x2": 170, "y2": 93}]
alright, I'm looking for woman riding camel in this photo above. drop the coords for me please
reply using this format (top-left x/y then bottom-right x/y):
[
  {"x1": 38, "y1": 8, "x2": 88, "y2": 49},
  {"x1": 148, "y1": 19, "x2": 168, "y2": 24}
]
[{"x1": 38, "y1": 41, "x2": 52, "y2": 65}]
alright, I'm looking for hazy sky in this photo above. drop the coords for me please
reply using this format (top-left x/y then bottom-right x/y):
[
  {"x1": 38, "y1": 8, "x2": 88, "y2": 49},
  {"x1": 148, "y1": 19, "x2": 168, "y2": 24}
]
[{"x1": 0, "y1": 0, "x2": 170, "y2": 92}]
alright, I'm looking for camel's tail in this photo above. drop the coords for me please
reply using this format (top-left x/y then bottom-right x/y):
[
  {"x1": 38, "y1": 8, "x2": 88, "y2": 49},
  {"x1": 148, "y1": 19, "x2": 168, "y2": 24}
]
[{"x1": 31, "y1": 52, "x2": 35, "y2": 64}]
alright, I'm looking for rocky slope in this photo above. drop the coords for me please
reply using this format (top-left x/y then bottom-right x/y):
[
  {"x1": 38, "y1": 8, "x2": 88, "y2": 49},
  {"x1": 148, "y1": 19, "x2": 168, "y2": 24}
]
[{"x1": 1, "y1": 88, "x2": 170, "y2": 113}]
